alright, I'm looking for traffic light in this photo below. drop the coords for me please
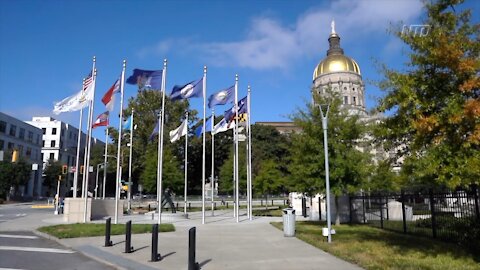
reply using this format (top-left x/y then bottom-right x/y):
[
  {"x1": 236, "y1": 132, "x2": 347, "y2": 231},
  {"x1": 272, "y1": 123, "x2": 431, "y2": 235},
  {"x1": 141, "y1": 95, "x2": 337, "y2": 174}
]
[
  {"x1": 80, "y1": 165, "x2": 84, "y2": 174},
  {"x1": 11, "y1": 150, "x2": 19, "y2": 163},
  {"x1": 62, "y1": 165, "x2": 68, "y2": 174}
]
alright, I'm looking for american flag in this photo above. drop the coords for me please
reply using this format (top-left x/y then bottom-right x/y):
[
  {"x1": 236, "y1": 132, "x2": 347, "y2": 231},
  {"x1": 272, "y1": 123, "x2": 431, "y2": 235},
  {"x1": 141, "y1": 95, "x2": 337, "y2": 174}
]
[{"x1": 83, "y1": 72, "x2": 93, "y2": 91}]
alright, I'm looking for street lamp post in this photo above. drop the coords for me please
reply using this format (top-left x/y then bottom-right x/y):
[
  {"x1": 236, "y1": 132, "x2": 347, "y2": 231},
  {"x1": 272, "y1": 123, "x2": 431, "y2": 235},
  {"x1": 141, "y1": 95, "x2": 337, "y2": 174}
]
[
  {"x1": 319, "y1": 104, "x2": 332, "y2": 243},
  {"x1": 95, "y1": 163, "x2": 105, "y2": 199}
]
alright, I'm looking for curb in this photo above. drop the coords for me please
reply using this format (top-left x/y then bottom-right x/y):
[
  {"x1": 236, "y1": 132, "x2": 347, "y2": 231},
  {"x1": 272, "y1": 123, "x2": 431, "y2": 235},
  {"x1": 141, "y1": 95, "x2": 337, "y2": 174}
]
[{"x1": 32, "y1": 230, "x2": 127, "y2": 270}]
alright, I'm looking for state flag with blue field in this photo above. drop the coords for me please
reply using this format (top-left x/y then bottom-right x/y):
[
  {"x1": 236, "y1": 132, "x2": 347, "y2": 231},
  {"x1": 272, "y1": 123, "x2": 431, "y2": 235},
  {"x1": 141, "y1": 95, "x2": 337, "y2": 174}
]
[
  {"x1": 208, "y1": 85, "x2": 234, "y2": 108},
  {"x1": 170, "y1": 78, "x2": 203, "y2": 101},
  {"x1": 194, "y1": 116, "x2": 213, "y2": 137},
  {"x1": 126, "y1": 69, "x2": 163, "y2": 90}
]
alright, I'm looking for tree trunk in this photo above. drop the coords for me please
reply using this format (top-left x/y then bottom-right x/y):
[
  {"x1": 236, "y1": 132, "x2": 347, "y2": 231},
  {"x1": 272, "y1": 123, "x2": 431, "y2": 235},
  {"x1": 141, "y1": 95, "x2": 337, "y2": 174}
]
[
  {"x1": 265, "y1": 193, "x2": 268, "y2": 210},
  {"x1": 335, "y1": 195, "x2": 341, "y2": 225}
]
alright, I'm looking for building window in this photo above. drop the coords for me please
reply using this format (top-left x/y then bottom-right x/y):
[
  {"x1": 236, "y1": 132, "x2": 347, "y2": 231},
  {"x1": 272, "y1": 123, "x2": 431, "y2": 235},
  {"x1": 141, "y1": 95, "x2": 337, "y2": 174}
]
[
  {"x1": 42, "y1": 128, "x2": 46, "y2": 134},
  {"x1": 52, "y1": 128, "x2": 57, "y2": 135},
  {"x1": 26, "y1": 147, "x2": 32, "y2": 157},
  {"x1": 49, "y1": 153, "x2": 55, "y2": 160},
  {"x1": 51, "y1": 141, "x2": 56, "y2": 147},
  {"x1": 352, "y1": 96, "x2": 357, "y2": 105},
  {"x1": 19, "y1": 128, "x2": 25, "y2": 140},
  {"x1": 9, "y1": 125, "x2": 16, "y2": 137},
  {"x1": 36, "y1": 134, "x2": 40, "y2": 145},
  {"x1": 42, "y1": 140, "x2": 45, "y2": 147},
  {"x1": 8, "y1": 142, "x2": 14, "y2": 149},
  {"x1": 18, "y1": 145, "x2": 24, "y2": 156},
  {"x1": 41, "y1": 153, "x2": 44, "y2": 161},
  {"x1": 344, "y1": 96, "x2": 348, "y2": 105},
  {"x1": 28, "y1": 131, "x2": 33, "y2": 142},
  {"x1": 0, "y1": 140, "x2": 4, "y2": 150},
  {"x1": 0, "y1": 121, "x2": 6, "y2": 133}
]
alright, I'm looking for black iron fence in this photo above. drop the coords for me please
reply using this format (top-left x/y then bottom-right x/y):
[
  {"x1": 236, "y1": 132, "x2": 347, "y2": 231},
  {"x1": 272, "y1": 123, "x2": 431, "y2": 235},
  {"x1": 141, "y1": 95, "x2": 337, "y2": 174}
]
[{"x1": 350, "y1": 186, "x2": 480, "y2": 244}]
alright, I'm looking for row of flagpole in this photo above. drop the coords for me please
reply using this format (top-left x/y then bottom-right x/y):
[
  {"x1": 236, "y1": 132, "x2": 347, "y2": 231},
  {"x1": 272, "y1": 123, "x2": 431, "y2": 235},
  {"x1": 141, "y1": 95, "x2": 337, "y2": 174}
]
[{"x1": 53, "y1": 57, "x2": 253, "y2": 225}]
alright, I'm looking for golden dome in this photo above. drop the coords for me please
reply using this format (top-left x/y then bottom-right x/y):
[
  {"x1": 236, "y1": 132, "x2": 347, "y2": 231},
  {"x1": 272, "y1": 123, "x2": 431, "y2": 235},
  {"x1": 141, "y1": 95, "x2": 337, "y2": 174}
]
[{"x1": 313, "y1": 54, "x2": 361, "y2": 79}]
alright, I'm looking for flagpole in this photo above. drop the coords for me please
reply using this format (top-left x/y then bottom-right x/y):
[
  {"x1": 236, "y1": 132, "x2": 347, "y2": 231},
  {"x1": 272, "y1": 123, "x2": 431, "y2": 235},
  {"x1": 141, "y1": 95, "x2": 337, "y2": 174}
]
[
  {"x1": 73, "y1": 96, "x2": 84, "y2": 198},
  {"x1": 103, "y1": 127, "x2": 108, "y2": 199},
  {"x1": 157, "y1": 59, "x2": 167, "y2": 225},
  {"x1": 184, "y1": 110, "x2": 189, "y2": 216},
  {"x1": 234, "y1": 74, "x2": 239, "y2": 222},
  {"x1": 247, "y1": 85, "x2": 253, "y2": 220},
  {"x1": 211, "y1": 110, "x2": 215, "y2": 216},
  {"x1": 202, "y1": 66, "x2": 207, "y2": 225},
  {"x1": 114, "y1": 60, "x2": 126, "y2": 225},
  {"x1": 127, "y1": 109, "x2": 134, "y2": 213},
  {"x1": 83, "y1": 63, "x2": 97, "y2": 223},
  {"x1": 233, "y1": 132, "x2": 236, "y2": 218}
]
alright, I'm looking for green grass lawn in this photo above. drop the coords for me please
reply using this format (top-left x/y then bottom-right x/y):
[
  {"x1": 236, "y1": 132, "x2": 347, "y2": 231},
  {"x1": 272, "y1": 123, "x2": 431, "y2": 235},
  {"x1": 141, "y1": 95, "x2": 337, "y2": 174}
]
[
  {"x1": 38, "y1": 223, "x2": 175, "y2": 239},
  {"x1": 271, "y1": 221, "x2": 480, "y2": 270}
]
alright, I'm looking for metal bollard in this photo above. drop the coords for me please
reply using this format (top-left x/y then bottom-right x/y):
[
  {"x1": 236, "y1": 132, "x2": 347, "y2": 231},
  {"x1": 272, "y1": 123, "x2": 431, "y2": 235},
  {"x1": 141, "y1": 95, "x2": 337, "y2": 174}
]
[
  {"x1": 105, "y1": 217, "x2": 113, "y2": 247},
  {"x1": 226, "y1": 202, "x2": 229, "y2": 208},
  {"x1": 188, "y1": 227, "x2": 200, "y2": 270},
  {"x1": 125, "y1": 220, "x2": 134, "y2": 253},
  {"x1": 151, "y1": 224, "x2": 161, "y2": 261},
  {"x1": 189, "y1": 203, "x2": 191, "y2": 210},
  {"x1": 148, "y1": 204, "x2": 151, "y2": 211}
]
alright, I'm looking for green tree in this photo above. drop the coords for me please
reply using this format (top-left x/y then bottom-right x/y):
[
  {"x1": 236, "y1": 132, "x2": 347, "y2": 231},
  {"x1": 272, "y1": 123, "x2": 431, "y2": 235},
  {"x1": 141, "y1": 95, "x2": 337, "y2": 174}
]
[
  {"x1": 0, "y1": 160, "x2": 14, "y2": 199},
  {"x1": 254, "y1": 159, "x2": 284, "y2": 206},
  {"x1": 376, "y1": 0, "x2": 480, "y2": 188},
  {"x1": 141, "y1": 144, "x2": 183, "y2": 194},
  {"x1": 288, "y1": 93, "x2": 372, "y2": 224},
  {"x1": 43, "y1": 159, "x2": 62, "y2": 193}
]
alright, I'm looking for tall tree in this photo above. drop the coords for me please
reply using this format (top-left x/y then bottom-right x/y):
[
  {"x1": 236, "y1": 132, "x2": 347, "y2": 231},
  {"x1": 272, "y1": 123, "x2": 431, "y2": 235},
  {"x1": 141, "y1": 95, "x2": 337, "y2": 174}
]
[
  {"x1": 288, "y1": 93, "x2": 372, "y2": 224},
  {"x1": 376, "y1": 0, "x2": 480, "y2": 188},
  {"x1": 42, "y1": 159, "x2": 62, "y2": 195}
]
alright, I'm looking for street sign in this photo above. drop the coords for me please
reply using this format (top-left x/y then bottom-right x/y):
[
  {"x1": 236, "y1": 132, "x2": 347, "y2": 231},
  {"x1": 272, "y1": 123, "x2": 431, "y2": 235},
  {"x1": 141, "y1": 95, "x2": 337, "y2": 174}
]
[{"x1": 32, "y1": 163, "x2": 38, "y2": 171}]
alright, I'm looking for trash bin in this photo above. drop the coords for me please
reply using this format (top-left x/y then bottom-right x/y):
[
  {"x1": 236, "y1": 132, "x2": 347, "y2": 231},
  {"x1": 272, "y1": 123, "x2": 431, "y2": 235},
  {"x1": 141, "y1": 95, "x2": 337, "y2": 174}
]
[{"x1": 283, "y1": 208, "x2": 296, "y2": 237}]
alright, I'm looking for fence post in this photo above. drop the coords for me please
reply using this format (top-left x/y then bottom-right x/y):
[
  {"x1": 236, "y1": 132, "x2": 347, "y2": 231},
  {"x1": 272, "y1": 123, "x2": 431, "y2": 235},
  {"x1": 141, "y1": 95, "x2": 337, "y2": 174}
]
[
  {"x1": 188, "y1": 227, "x2": 200, "y2": 270},
  {"x1": 301, "y1": 197, "x2": 307, "y2": 218},
  {"x1": 473, "y1": 184, "x2": 479, "y2": 220},
  {"x1": 319, "y1": 197, "x2": 322, "y2": 221},
  {"x1": 349, "y1": 195, "x2": 353, "y2": 224},
  {"x1": 105, "y1": 217, "x2": 113, "y2": 247},
  {"x1": 125, "y1": 220, "x2": 134, "y2": 253},
  {"x1": 380, "y1": 198, "x2": 384, "y2": 229},
  {"x1": 429, "y1": 189, "x2": 437, "y2": 238},
  {"x1": 362, "y1": 193, "x2": 366, "y2": 224},
  {"x1": 401, "y1": 190, "x2": 407, "y2": 234},
  {"x1": 151, "y1": 224, "x2": 161, "y2": 261}
]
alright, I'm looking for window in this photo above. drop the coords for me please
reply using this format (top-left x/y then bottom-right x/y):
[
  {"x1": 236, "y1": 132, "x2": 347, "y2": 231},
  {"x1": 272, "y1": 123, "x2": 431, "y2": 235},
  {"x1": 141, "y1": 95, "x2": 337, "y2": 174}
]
[
  {"x1": 42, "y1": 140, "x2": 45, "y2": 147},
  {"x1": 343, "y1": 96, "x2": 348, "y2": 105},
  {"x1": 49, "y1": 153, "x2": 55, "y2": 160},
  {"x1": 18, "y1": 145, "x2": 24, "y2": 155},
  {"x1": 26, "y1": 147, "x2": 32, "y2": 157},
  {"x1": 51, "y1": 141, "x2": 56, "y2": 147},
  {"x1": 8, "y1": 142, "x2": 14, "y2": 149},
  {"x1": 19, "y1": 128, "x2": 25, "y2": 140},
  {"x1": 0, "y1": 140, "x2": 4, "y2": 150},
  {"x1": 352, "y1": 96, "x2": 357, "y2": 105},
  {"x1": 52, "y1": 128, "x2": 57, "y2": 135},
  {"x1": 41, "y1": 153, "x2": 44, "y2": 161},
  {"x1": 9, "y1": 125, "x2": 16, "y2": 137},
  {"x1": 42, "y1": 128, "x2": 46, "y2": 135},
  {"x1": 28, "y1": 131, "x2": 33, "y2": 142},
  {"x1": 0, "y1": 121, "x2": 6, "y2": 133}
]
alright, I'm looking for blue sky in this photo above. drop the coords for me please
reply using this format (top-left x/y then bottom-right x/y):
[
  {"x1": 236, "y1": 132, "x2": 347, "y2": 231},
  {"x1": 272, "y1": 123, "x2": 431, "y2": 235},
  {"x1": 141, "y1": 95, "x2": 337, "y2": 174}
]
[{"x1": 0, "y1": 0, "x2": 476, "y2": 141}]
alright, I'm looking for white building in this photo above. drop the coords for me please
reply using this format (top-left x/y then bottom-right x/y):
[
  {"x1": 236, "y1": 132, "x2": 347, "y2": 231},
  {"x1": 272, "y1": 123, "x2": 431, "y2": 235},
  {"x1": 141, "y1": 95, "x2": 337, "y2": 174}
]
[
  {"x1": 0, "y1": 112, "x2": 43, "y2": 197},
  {"x1": 26, "y1": 117, "x2": 104, "y2": 195}
]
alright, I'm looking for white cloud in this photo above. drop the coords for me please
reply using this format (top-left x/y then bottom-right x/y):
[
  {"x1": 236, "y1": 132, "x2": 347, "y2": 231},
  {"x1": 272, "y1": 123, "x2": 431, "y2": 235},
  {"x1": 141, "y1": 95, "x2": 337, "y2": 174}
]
[{"x1": 142, "y1": 0, "x2": 424, "y2": 70}]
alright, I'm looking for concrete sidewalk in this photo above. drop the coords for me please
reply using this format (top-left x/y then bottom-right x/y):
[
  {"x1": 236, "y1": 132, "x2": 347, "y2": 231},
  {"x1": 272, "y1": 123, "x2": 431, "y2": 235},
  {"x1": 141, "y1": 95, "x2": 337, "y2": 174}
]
[{"x1": 54, "y1": 210, "x2": 363, "y2": 270}]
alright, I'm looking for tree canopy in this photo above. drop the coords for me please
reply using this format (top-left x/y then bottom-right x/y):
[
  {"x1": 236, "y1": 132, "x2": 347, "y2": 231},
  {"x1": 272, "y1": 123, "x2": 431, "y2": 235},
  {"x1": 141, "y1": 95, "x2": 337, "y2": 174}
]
[{"x1": 376, "y1": 0, "x2": 480, "y2": 188}]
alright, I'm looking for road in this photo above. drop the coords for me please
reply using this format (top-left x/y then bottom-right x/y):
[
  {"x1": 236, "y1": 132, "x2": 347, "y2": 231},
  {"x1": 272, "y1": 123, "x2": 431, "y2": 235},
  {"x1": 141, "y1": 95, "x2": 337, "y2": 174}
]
[{"x1": 0, "y1": 203, "x2": 115, "y2": 270}]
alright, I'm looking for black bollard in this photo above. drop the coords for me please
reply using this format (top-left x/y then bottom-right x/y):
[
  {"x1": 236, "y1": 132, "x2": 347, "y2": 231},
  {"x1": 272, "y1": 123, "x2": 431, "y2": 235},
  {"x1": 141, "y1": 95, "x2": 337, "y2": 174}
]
[
  {"x1": 105, "y1": 217, "x2": 113, "y2": 247},
  {"x1": 148, "y1": 204, "x2": 151, "y2": 211},
  {"x1": 226, "y1": 202, "x2": 229, "y2": 208},
  {"x1": 189, "y1": 202, "x2": 191, "y2": 210},
  {"x1": 151, "y1": 224, "x2": 161, "y2": 261},
  {"x1": 188, "y1": 227, "x2": 200, "y2": 270},
  {"x1": 125, "y1": 220, "x2": 134, "y2": 253}
]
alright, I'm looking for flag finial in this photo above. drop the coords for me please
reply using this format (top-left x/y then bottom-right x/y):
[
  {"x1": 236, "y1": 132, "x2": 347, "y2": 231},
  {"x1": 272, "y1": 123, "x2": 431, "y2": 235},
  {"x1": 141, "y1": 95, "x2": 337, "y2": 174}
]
[
  {"x1": 331, "y1": 20, "x2": 336, "y2": 34},
  {"x1": 93, "y1": 56, "x2": 96, "y2": 62},
  {"x1": 204, "y1": 65, "x2": 207, "y2": 74},
  {"x1": 163, "y1": 59, "x2": 167, "y2": 67},
  {"x1": 123, "y1": 59, "x2": 126, "y2": 68},
  {"x1": 235, "y1": 74, "x2": 238, "y2": 82}
]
